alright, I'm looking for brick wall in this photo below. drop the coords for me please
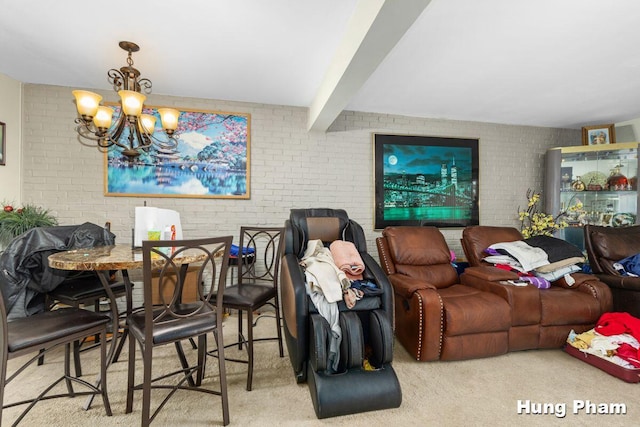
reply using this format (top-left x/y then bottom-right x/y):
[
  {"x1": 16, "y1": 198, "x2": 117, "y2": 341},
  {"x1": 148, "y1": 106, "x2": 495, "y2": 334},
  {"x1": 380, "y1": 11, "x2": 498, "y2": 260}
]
[{"x1": 21, "y1": 84, "x2": 579, "y2": 260}]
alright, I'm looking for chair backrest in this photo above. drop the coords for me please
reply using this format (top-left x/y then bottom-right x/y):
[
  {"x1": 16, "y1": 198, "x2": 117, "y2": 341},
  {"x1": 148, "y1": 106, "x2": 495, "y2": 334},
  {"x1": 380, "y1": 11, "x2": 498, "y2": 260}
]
[
  {"x1": 141, "y1": 236, "x2": 232, "y2": 337},
  {"x1": 285, "y1": 208, "x2": 367, "y2": 258},
  {"x1": 237, "y1": 226, "x2": 285, "y2": 287},
  {"x1": 379, "y1": 226, "x2": 458, "y2": 288},
  {"x1": 0, "y1": 292, "x2": 8, "y2": 373},
  {"x1": 461, "y1": 225, "x2": 523, "y2": 267},
  {"x1": 584, "y1": 224, "x2": 640, "y2": 275}
]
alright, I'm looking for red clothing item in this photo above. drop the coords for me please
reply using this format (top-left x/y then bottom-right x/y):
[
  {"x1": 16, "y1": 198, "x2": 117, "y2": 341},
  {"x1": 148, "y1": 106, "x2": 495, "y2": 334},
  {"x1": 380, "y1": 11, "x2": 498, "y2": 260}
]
[
  {"x1": 617, "y1": 343, "x2": 640, "y2": 368},
  {"x1": 595, "y1": 312, "x2": 640, "y2": 341}
]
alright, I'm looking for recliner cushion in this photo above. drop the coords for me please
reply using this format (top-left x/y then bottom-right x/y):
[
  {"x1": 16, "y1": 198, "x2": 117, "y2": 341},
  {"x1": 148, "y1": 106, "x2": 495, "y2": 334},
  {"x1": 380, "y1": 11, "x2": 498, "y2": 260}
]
[
  {"x1": 462, "y1": 225, "x2": 523, "y2": 267},
  {"x1": 439, "y1": 284, "x2": 511, "y2": 336},
  {"x1": 590, "y1": 225, "x2": 640, "y2": 262},
  {"x1": 382, "y1": 226, "x2": 459, "y2": 288},
  {"x1": 540, "y1": 288, "x2": 602, "y2": 326}
]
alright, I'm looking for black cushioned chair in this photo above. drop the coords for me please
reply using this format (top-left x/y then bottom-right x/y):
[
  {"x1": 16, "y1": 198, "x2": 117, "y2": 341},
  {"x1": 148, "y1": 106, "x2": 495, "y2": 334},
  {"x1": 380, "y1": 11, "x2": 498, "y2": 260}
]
[
  {"x1": 46, "y1": 222, "x2": 131, "y2": 374},
  {"x1": 207, "y1": 226, "x2": 285, "y2": 391},
  {"x1": 0, "y1": 223, "x2": 119, "y2": 377},
  {"x1": 280, "y1": 208, "x2": 401, "y2": 419},
  {"x1": 126, "y1": 236, "x2": 232, "y2": 427},
  {"x1": 0, "y1": 288, "x2": 112, "y2": 425}
]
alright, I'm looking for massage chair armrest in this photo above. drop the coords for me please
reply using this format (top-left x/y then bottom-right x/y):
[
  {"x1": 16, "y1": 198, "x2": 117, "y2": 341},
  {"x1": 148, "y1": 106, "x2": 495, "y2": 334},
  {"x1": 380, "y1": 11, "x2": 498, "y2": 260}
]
[
  {"x1": 280, "y1": 252, "x2": 310, "y2": 381},
  {"x1": 360, "y1": 252, "x2": 394, "y2": 319},
  {"x1": 462, "y1": 265, "x2": 520, "y2": 282},
  {"x1": 388, "y1": 274, "x2": 437, "y2": 299}
]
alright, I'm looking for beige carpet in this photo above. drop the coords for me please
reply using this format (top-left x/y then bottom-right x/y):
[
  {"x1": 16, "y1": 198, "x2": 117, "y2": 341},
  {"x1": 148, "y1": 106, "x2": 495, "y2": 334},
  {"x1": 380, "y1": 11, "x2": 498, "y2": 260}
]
[{"x1": 4, "y1": 314, "x2": 640, "y2": 426}]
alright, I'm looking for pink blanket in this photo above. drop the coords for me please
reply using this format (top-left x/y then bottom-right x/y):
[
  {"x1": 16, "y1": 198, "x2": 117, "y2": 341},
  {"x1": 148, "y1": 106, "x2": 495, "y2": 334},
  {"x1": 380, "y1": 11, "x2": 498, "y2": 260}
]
[{"x1": 329, "y1": 240, "x2": 364, "y2": 280}]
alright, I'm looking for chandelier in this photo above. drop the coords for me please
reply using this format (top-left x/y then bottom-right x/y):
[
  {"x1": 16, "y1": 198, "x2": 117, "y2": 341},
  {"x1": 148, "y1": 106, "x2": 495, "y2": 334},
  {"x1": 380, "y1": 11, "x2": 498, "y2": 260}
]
[{"x1": 72, "y1": 41, "x2": 180, "y2": 159}]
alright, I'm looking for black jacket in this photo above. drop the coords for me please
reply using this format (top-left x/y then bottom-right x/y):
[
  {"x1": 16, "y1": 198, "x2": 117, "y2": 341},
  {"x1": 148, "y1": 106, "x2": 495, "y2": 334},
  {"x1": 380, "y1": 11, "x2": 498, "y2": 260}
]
[{"x1": 0, "y1": 223, "x2": 115, "y2": 319}]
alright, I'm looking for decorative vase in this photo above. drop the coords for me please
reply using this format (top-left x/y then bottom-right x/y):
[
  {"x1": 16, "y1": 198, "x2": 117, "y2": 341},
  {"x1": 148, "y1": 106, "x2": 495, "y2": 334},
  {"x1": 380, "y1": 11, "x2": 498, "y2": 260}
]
[
  {"x1": 606, "y1": 166, "x2": 628, "y2": 191},
  {"x1": 571, "y1": 176, "x2": 585, "y2": 191}
]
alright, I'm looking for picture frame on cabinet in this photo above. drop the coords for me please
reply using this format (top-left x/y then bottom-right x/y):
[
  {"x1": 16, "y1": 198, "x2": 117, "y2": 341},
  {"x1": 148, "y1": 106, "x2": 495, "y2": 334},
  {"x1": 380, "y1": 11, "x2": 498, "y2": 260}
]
[
  {"x1": 582, "y1": 124, "x2": 616, "y2": 146},
  {"x1": 0, "y1": 121, "x2": 5, "y2": 166}
]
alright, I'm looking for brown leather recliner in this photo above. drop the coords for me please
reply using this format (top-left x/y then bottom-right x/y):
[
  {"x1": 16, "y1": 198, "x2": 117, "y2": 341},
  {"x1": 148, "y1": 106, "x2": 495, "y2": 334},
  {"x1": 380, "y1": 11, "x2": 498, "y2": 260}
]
[
  {"x1": 584, "y1": 224, "x2": 640, "y2": 318},
  {"x1": 376, "y1": 226, "x2": 511, "y2": 361},
  {"x1": 461, "y1": 225, "x2": 612, "y2": 350}
]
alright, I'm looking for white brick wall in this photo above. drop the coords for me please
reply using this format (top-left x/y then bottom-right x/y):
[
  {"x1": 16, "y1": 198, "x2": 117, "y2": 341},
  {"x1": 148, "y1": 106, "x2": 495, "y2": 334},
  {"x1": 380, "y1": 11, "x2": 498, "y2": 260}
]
[{"x1": 21, "y1": 84, "x2": 579, "y2": 261}]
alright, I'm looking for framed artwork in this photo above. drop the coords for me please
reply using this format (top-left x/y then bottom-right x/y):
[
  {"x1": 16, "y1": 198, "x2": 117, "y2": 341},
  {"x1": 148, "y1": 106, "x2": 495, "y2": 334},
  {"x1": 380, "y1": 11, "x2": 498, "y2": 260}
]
[
  {"x1": 582, "y1": 124, "x2": 616, "y2": 146},
  {"x1": 105, "y1": 106, "x2": 250, "y2": 199},
  {"x1": 373, "y1": 133, "x2": 479, "y2": 229},
  {"x1": 0, "y1": 121, "x2": 5, "y2": 166}
]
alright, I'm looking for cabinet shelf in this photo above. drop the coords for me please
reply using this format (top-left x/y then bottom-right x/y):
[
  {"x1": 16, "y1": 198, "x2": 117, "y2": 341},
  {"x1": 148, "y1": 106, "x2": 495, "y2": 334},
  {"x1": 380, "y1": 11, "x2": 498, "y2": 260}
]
[
  {"x1": 545, "y1": 142, "x2": 640, "y2": 250},
  {"x1": 560, "y1": 190, "x2": 636, "y2": 194}
]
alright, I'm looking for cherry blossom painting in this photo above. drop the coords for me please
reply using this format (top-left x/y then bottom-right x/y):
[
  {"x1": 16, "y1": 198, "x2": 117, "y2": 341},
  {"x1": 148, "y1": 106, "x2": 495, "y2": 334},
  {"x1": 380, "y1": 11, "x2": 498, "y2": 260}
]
[{"x1": 104, "y1": 107, "x2": 250, "y2": 199}]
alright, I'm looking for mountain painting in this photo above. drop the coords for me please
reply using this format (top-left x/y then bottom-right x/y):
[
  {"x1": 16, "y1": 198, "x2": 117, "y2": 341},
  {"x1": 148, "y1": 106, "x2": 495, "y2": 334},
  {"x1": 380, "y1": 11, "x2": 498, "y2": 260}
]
[{"x1": 105, "y1": 107, "x2": 250, "y2": 199}]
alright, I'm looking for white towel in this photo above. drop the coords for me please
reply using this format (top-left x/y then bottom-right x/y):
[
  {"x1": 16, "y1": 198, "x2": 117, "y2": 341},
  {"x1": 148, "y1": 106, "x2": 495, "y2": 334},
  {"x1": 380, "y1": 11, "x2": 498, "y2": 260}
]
[{"x1": 489, "y1": 240, "x2": 549, "y2": 272}]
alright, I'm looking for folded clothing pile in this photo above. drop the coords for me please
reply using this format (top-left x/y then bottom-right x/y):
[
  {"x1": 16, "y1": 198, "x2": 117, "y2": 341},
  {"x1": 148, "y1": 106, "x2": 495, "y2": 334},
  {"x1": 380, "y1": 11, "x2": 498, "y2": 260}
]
[{"x1": 483, "y1": 235, "x2": 584, "y2": 287}]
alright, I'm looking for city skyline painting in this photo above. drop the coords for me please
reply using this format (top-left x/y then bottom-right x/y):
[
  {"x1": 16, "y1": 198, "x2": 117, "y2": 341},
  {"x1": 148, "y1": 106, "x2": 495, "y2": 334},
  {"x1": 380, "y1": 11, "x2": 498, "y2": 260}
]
[{"x1": 374, "y1": 134, "x2": 479, "y2": 229}]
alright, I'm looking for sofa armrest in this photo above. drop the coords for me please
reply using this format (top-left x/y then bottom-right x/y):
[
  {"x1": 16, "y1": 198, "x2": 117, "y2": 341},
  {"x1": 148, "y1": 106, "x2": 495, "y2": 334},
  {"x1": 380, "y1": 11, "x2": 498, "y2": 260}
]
[
  {"x1": 388, "y1": 274, "x2": 436, "y2": 299},
  {"x1": 553, "y1": 272, "x2": 592, "y2": 288},
  {"x1": 554, "y1": 273, "x2": 613, "y2": 314},
  {"x1": 595, "y1": 273, "x2": 640, "y2": 291},
  {"x1": 462, "y1": 265, "x2": 520, "y2": 281}
]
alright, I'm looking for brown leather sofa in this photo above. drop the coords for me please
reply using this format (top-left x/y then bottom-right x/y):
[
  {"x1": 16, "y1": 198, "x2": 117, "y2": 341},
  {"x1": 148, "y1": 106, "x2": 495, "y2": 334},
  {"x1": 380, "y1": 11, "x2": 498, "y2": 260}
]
[
  {"x1": 584, "y1": 224, "x2": 640, "y2": 318},
  {"x1": 461, "y1": 225, "x2": 612, "y2": 350},
  {"x1": 376, "y1": 226, "x2": 511, "y2": 361}
]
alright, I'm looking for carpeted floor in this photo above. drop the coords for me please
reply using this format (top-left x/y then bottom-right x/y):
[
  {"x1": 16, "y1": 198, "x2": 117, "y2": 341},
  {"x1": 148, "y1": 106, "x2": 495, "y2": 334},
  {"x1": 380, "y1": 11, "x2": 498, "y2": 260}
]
[{"x1": 3, "y1": 314, "x2": 639, "y2": 426}]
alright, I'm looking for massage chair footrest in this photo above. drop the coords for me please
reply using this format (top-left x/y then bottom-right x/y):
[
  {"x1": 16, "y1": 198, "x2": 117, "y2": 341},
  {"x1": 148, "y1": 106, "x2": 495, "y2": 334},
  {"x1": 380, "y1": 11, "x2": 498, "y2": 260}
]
[{"x1": 307, "y1": 363, "x2": 402, "y2": 418}]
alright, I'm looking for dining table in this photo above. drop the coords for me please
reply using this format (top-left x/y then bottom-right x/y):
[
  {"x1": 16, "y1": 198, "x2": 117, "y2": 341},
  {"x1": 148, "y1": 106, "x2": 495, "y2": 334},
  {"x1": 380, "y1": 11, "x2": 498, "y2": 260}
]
[{"x1": 47, "y1": 243, "x2": 208, "y2": 409}]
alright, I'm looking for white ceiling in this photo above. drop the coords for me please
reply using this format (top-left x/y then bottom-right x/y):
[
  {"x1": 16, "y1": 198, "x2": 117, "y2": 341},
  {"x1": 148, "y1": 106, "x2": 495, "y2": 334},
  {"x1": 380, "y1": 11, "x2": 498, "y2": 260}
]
[{"x1": 2, "y1": 0, "x2": 640, "y2": 131}]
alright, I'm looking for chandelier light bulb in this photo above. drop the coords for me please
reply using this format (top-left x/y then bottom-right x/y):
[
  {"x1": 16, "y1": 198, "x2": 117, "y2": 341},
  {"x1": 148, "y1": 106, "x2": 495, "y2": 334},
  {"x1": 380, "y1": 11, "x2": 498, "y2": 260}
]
[
  {"x1": 118, "y1": 90, "x2": 146, "y2": 117},
  {"x1": 139, "y1": 114, "x2": 157, "y2": 134},
  {"x1": 72, "y1": 90, "x2": 102, "y2": 119},
  {"x1": 158, "y1": 108, "x2": 180, "y2": 132},
  {"x1": 93, "y1": 106, "x2": 114, "y2": 130}
]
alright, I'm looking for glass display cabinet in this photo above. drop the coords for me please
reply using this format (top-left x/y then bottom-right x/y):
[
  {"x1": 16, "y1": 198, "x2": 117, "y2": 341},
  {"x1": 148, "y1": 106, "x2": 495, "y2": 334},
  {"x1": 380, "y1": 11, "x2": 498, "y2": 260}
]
[{"x1": 545, "y1": 142, "x2": 640, "y2": 250}]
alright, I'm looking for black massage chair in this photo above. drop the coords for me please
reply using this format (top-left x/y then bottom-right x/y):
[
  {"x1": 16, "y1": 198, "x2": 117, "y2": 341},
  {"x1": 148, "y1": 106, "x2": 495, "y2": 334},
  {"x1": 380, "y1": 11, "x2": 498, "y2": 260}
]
[{"x1": 280, "y1": 208, "x2": 401, "y2": 418}]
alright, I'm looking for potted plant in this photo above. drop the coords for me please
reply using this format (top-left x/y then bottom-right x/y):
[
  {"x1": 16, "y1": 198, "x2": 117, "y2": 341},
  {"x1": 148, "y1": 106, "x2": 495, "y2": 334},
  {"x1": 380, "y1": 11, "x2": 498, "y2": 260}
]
[{"x1": 0, "y1": 203, "x2": 58, "y2": 249}]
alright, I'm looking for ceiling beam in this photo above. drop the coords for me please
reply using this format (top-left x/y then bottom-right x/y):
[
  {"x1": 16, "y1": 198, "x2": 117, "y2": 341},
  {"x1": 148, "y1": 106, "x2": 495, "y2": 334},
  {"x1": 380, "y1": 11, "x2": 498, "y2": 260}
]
[{"x1": 307, "y1": 0, "x2": 432, "y2": 132}]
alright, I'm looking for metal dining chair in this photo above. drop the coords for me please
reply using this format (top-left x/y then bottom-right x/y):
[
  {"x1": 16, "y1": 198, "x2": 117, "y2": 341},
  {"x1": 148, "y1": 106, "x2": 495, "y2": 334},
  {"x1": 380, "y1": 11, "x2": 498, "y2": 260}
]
[
  {"x1": 125, "y1": 236, "x2": 232, "y2": 426},
  {"x1": 0, "y1": 290, "x2": 112, "y2": 425},
  {"x1": 45, "y1": 222, "x2": 131, "y2": 375},
  {"x1": 207, "y1": 226, "x2": 285, "y2": 391}
]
